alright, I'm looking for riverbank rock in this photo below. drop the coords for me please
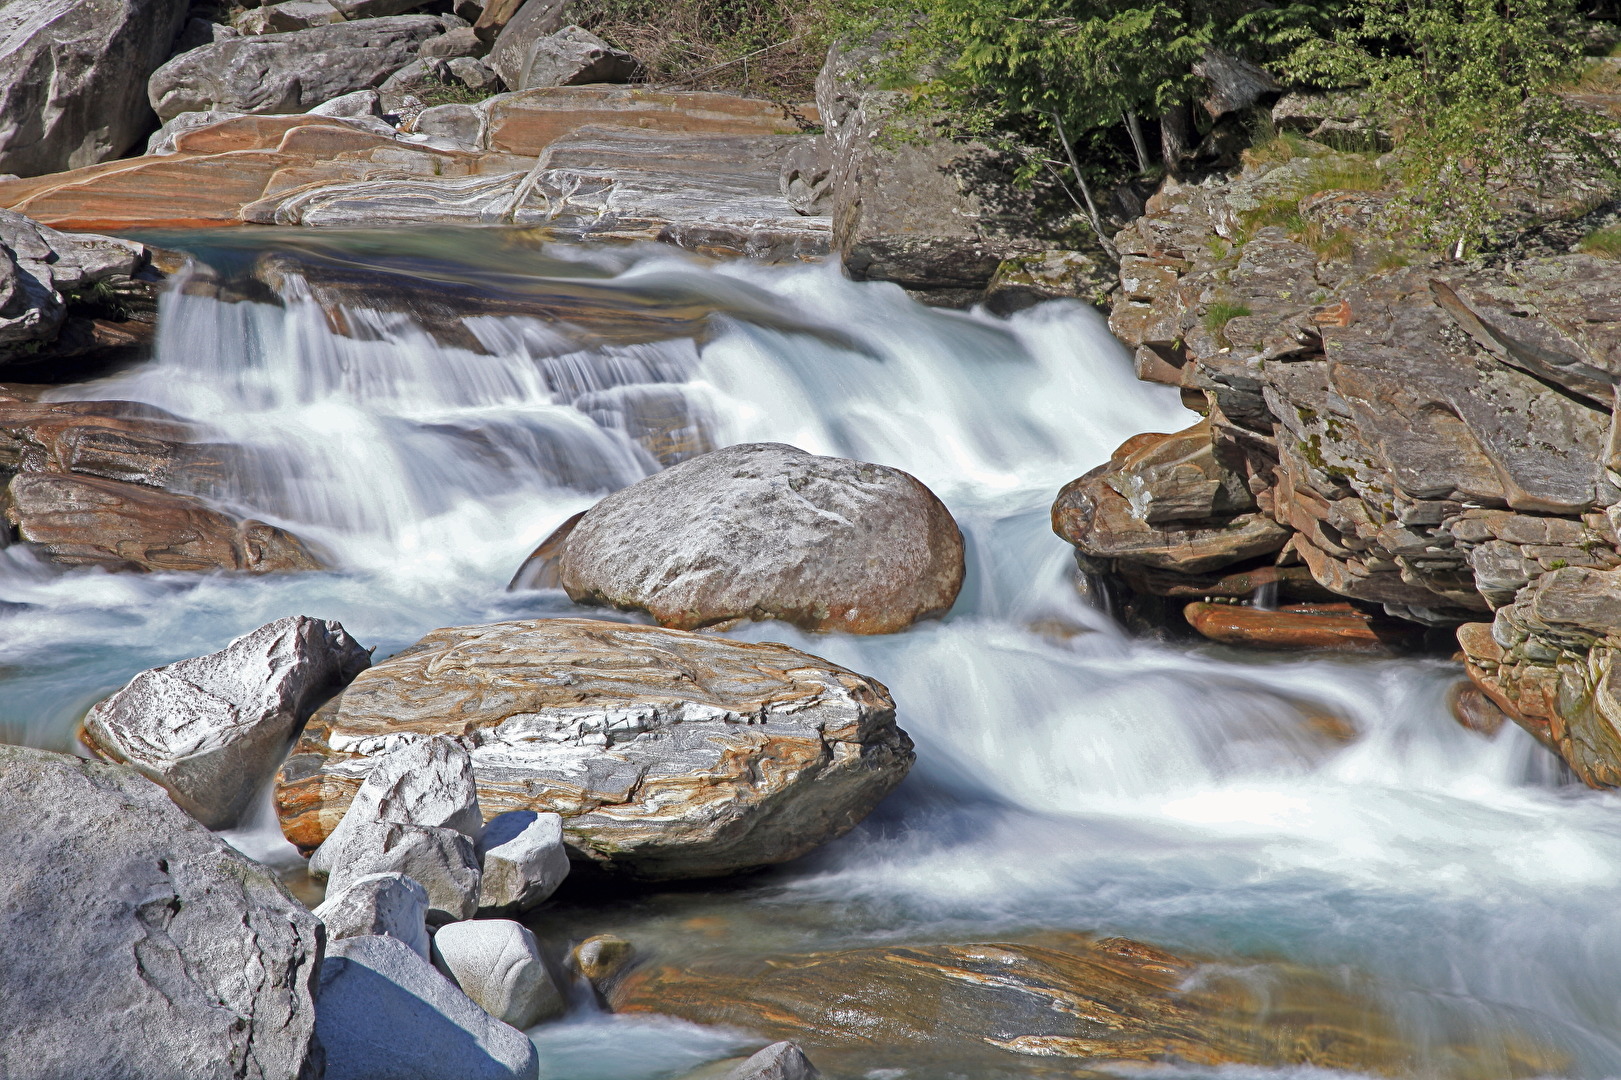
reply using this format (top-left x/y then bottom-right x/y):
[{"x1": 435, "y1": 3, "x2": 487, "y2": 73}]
[
  {"x1": 314, "y1": 872, "x2": 432, "y2": 958},
  {"x1": 3, "y1": 471, "x2": 323, "y2": 573},
  {"x1": 726, "y1": 1043, "x2": 820, "y2": 1080},
  {"x1": 1182, "y1": 601, "x2": 1425, "y2": 654},
  {"x1": 431, "y1": 918, "x2": 567, "y2": 1027},
  {"x1": 516, "y1": 443, "x2": 964, "y2": 634},
  {"x1": 477, "y1": 809, "x2": 571, "y2": 912},
  {"x1": 0, "y1": 0, "x2": 191, "y2": 177},
  {"x1": 497, "y1": 25, "x2": 639, "y2": 89},
  {"x1": 1054, "y1": 129, "x2": 1621, "y2": 781},
  {"x1": 80, "y1": 615, "x2": 370, "y2": 828},
  {"x1": 148, "y1": 16, "x2": 449, "y2": 120},
  {"x1": 609, "y1": 934, "x2": 1559, "y2": 1079},
  {"x1": 0, "y1": 746, "x2": 321, "y2": 1080},
  {"x1": 275, "y1": 618, "x2": 913, "y2": 879},
  {"x1": 317, "y1": 934, "x2": 540, "y2": 1080}
]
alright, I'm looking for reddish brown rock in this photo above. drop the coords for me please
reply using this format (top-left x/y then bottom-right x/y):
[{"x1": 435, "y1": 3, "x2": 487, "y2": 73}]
[
  {"x1": 3, "y1": 472, "x2": 321, "y2": 574},
  {"x1": 1448, "y1": 680, "x2": 1511, "y2": 737},
  {"x1": 1183, "y1": 601, "x2": 1425, "y2": 653},
  {"x1": 0, "y1": 399, "x2": 227, "y2": 490},
  {"x1": 483, "y1": 86, "x2": 815, "y2": 157}
]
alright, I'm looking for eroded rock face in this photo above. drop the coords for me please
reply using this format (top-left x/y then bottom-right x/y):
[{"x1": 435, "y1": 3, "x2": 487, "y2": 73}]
[
  {"x1": 148, "y1": 16, "x2": 448, "y2": 120},
  {"x1": 609, "y1": 934, "x2": 1559, "y2": 1079},
  {"x1": 3, "y1": 471, "x2": 323, "y2": 573},
  {"x1": 81, "y1": 615, "x2": 371, "y2": 828},
  {"x1": 1055, "y1": 136, "x2": 1621, "y2": 782},
  {"x1": 275, "y1": 618, "x2": 913, "y2": 879},
  {"x1": 0, "y1": 746, "x2": 321, "y2": 1080},
  {"x1": 0, "y1": 0, "x2": 191, "y2": 177},
  {"x1": 518, "y1": 443, "x2": 964, "y2": 634}
]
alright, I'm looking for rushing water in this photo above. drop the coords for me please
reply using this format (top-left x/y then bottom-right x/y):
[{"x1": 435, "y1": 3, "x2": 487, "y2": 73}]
[{"x1": 3, "y1": 229, "x2": 1620, "y2": 1079}]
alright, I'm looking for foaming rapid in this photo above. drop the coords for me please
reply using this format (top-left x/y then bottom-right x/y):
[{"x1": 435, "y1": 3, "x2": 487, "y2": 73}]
[{"x1": 4, "y1": 232, "x2": 1621, "y2": 1078}]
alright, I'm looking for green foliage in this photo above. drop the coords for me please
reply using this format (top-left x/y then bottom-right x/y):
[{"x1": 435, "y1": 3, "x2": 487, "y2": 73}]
[
  {"x1": 1285, "y1": 0, "x2": 1614, "y2": 254},
  {"x1": 1203, "y1": 300, "x2": 1253, "y2": 333},
  {"x1": 412, "y1": 76, "x2": 499, "y2": 108},
  {"x1": 573, "y1": 0, "x2": 845, "y2": 97},
  {"x1": 1578, "y1": 224, "x2": 1621, "y2": 256}
]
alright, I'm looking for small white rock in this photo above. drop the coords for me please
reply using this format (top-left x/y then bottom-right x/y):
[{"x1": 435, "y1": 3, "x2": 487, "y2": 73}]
[
  {"x1": 477, "y1": 810, "x2": 569, "y2": 913},
  {"x1": 725, "y1": 1042, "x2": 821, "y2": 1080},
  {"x1": 314, "y1": 872, "x2": 430, "y2": 959},
  {"x1": 431, "y1": 919, "x2": 566, "y2": 1028}
]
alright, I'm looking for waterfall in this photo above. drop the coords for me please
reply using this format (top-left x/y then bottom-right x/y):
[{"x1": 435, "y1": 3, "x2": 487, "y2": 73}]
[{"x1": 4, "y1": 231, "x2": 1621, "y2": 1078}]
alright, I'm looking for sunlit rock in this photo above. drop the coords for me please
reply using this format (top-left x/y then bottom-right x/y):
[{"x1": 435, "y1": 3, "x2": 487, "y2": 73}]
[
  {"x1": 431, "y1": 918, "x2": 566, "y2": 1027},
  {"x1": 515, "y1": 442, "x2": 964, "y2": 634},
  {"x1": 80, "y1": 615, "x2": 370, "y2": 828},
  {"x1": 477, "y1": 810, "x2": 570, "y2": 913},
  {"x1": 1182, "y1": 600, "x2": 1424, "y2": 654},
  {"x1": 0, "y1": 746, "x2": 321, "y2": 1080},
  {"x1": 276, "y1": 618, "x2": 912, "y2": 879},
  {"x1": 314, "y1": 872, "x2": 431, "y2": 959},
  {"x1": 724, "y1": 1042, "x2": 821, "y2": 1080}
]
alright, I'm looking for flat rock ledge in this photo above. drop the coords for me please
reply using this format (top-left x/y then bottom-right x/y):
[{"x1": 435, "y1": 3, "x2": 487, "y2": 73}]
[{"x1": 275, "y1": 618, "x2": 913, "y2": 879}]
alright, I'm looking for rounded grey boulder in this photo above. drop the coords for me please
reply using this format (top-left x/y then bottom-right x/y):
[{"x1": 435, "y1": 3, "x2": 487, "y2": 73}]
[
  {"x1": 513, "y1": 442, "x2": 965, "y2": 634},
  {"x1": 0, "y1": 746, "x2": 322, "y2": 1080}
]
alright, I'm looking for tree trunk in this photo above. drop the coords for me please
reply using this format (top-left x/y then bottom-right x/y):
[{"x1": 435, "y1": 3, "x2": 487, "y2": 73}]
[{"x1": 1160, "y1": 101, "x2": 1194, "y2": 177}]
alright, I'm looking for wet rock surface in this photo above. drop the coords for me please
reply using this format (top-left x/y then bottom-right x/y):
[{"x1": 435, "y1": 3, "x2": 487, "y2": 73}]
[
  {"x1": 522, "y1": 442, "x2": 964, "y2": 634},
  {"x1": 1183, "y1": 600, "x2": 1425, "y2": 653},
  {"x1": 0, "y1": 746, "x2": 322, "y2": 1080},
  {"x1": 80, "y1": 615, "x2": 370, "y2": 828},
  {"x1": 609, "y1": 933, "x2": 1559, "y2": 1079},
  {"x1": 275, "y1": 617, "x2": 913, "y2": 878}
]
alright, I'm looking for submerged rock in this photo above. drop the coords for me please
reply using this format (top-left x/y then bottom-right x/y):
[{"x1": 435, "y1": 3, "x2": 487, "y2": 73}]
[
  {"x1": 0, "y1": 746, "x2": 321, "y2": 1080},
  {"x1": 0, "y1": 0, "x2": 191, "y2": 177},
  {"x1": 317, "y1": 934, "x2": 540, "y2": 1080},
  {"x1": 431, "y1": 918, "x2": 567, "y2": 1027},
  {"x1": 515, "y1": 443, "x2": 964, "y2": 634},
  {"x1": 610, "y1": 934, "x2": 1562, "y2": 1079},
  {"x1": 276, "y1": 618, "x2": 912, "y2": 879},
  {"x1": 1182, "y1": 601, "x2": 1425, "y2": 654},
  {"x1": 81, "y1": 615, "x2": 370, "y2": 828}
]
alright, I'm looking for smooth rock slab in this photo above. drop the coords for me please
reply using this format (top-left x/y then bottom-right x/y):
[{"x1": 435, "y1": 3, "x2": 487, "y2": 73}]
[
  {"x1": 431, "y1": 918, "x2": 566, "y2": 1027},
  {"x1": 313, "y1": 871, "x2": 431, "y2": 958},
  {"x1": 0, "y1": 746, "x2": 321, "y2": 1080},
  {"x1": 82, "y1": 615, "x2": 369, "y2": 828},
  {"x1": 276, "y1": 618, "x2": 913, "y2": 879},
  {"x1": 317, "y1": 934, "x2": 540, "y2": 1080},
  {"x1": 520, "y1": 442, "x2": 963, "y2": 634},
  {"x1": 477, "y1": 809, "x2": 570, "y2": 913}
]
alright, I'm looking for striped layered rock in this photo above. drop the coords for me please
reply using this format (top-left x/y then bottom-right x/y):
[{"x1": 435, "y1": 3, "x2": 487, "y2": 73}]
[
  {"x1": 275, "y1": 618, "x2": 913, "y2": 879},
  {"x1": 0, "y1": 88, "x2": 827, "y2": 260}
]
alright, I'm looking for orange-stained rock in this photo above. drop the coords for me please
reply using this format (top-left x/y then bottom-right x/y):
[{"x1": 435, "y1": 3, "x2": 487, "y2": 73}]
[
  {"x1": 1448, "y1": 680, "x2": 1511, "y2": 737},
  {"x1": 0, "y1": 151, "x2": 291, "y2": 231},
  {"x1": 483, "y1": 86, "x2": 816, "y2": 157},
  {"x1": 607, "y1": 934, "x2": 1563, "y2": 1079},
  {"x1": 3, "y1": 472, "x2": 321, "y2": 574},
  {"x1": 1183, "y1": 601, "x2": 1424, "y2": 653}
]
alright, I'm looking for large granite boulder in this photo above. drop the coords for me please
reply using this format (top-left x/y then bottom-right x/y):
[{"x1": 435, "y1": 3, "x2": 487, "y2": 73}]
[
  {"x1": 147, "y1": 16, "x2": 448, "y2": 121},
  {"x1": 3, "y1": 471, "x2": 323, "y2": 573},
  {"x1": 0, "y1": 0, "x2": 191, "y2": 177},
  {"x1": 316, "y1": 934, "x2": 540, "y2": 1080},
  {"x1": 0, "y1": 746, "x2": 321, "y2": 1080},
  {"x1": 80, "y1": 616, "x2": 370, "y2": 828},
  {"x1": 275, "y1": 618, "x2": 913, "y2": 879},
  {"x1": 512, "y1": 443, "x2": 964, "y2": 634}
]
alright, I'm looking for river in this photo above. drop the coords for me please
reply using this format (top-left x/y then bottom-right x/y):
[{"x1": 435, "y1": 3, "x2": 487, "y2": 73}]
[{"x1": 2, "y1": 228, "x2": 1618, "y2": 1079}]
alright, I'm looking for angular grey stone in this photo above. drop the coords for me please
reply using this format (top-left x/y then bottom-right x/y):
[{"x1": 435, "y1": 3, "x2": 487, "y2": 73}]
[
  {"x1": 82, "y1": 615, "x2": 371, "y2": 829},
  {"x1": 486, "y1": 0, "x2": 568, "y2": 83},
  {"x1": 233, "y1": 1, "x2": 344, "y2": 35},
  {"x1": 0, "y1": 0, "x2": 191, "y2": 176},
  {"x1": 725, "y1": 1042, "x2": 821, "y2": 1080},
  {"x1": 0, "y1": 746, "x2": 320, "y2": 1080},
  {"x1": 477, "y1": 810, "x2": 569, "y2": 913},
  {"x1": 430, "y1": 919, "x2": 567, "y2": 1028},
  {"x1": 327, "y1": 0, "x2": 435, "y2": 15},
  {"x1": 314, "y1": 871, "x2": 431, "y2": 958},
  {"x1": 330, "y1": 734, "x2": 484, "y2": 839},
  {"x1": 421, "y1": 26, "x2": 490, "y2": 60},
  {"x1": 148, "y1": 15, "x2": 445, "y2": 120},
  {"x1": 145, "y1": 109, "x2": 246, "y2": 154},
  {"x1": 317, "y1": 934, "x2": 540, "y2": 1080},
  {"x1": 447, "y1": 55, "x2": 502, "y2": 94},
  {"x1": 310, "y1": 90, "x2": 384, "y2": 118},
  {"x1": 512, "y1": 25, "x2": 640, "y2": 90},
  {"x1": 314, "y1": 819, "x2": 482, "y2": 923}
]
